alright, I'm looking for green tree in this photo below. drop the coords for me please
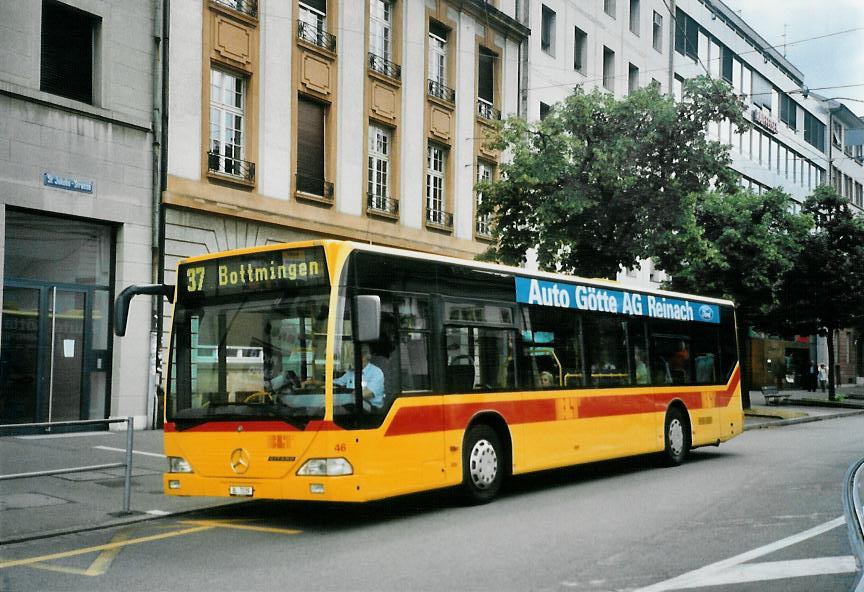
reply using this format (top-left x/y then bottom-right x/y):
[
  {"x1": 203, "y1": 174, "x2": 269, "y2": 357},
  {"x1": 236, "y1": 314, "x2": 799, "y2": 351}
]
[
  {"x1": 779, "y1": 186, "x2": 864, "y2": 400},
  {"x1": 661, "y1": 189, "x2": 811, "y2": 407},
  {"x1": 478, "y1": 76, "x2": 747, "y2": 278}
]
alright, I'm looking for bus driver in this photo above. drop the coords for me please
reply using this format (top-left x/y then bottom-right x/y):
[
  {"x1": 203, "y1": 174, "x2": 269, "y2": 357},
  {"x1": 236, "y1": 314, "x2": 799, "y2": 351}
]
[{"x1": 333, "y1": 344, "x2": 385, "y2": 410}]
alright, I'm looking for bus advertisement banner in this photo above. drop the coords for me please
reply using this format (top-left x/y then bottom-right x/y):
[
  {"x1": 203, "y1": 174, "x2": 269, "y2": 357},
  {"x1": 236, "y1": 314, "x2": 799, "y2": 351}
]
[{"x1": 515, "y1": 276, "x2": 720, "y2": 324}]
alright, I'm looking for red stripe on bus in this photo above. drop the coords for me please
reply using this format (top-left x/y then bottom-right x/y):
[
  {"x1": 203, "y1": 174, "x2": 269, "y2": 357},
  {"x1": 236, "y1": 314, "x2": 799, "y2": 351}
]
[{"x1": 385, "y1": 367, "x2": 740, "y2": 437}]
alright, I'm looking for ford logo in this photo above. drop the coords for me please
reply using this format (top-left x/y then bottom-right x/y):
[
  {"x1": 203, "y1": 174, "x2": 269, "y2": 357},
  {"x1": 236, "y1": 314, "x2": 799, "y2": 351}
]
[{"x1": 699, "y1": 305, "x2": 714, "y2": 321}]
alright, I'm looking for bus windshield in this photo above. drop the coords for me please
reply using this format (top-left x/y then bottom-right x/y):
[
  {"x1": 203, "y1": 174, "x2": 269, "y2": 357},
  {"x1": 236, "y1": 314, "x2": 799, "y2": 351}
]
[{"x1": 168, "y1": 289, "x2": 330, "y2": 428}]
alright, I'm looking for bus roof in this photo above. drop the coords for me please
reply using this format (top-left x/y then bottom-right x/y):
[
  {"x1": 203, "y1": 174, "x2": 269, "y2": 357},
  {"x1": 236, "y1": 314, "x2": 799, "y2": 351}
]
[{"x1": 177, "y1": 239, "x2": 735, "y2": 308}]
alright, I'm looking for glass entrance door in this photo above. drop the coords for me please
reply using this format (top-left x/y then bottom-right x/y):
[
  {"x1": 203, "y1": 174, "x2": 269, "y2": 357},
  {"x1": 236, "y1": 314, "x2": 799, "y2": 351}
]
[
  {"x1": 48, "y1": 288, "x2": 87, "y2": 422},
  {"x1": 0, "y1": 286, "x2": 42, "y2": 423}
]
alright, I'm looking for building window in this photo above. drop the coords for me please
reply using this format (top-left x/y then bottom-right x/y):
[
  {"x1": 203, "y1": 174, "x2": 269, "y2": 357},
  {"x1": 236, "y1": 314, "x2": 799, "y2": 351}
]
[
  {"x1": 778, "y1": 94, "x2": 795, "y2": 128},
  {"x1": 368, "y1": 124, "x2": 391, "y2": 207},
  {"x1": 209, "y1": 68, "x2": 246, "y2": 177},
  {"x1": 477, "y1": 47, "x2": 499, "y2": 119},
  {"x1": 298, "y1": 0, "x2": 334, "y2": 50},
  {"x1": 427, "y1": 21, "x2": 454, "y2": 102},
  {"x1": 675, "y1": 8, "x2": 698, "y2": 61},
  {"x1": 541, "y1": 5, "x2": 556, "y2": 56},
  {"x1": 673, "y1": 74, "x2": 684, "y2": 102},
  {"x1": 855, "y1": 182, "x2": 863, "y2": 208},
  {"x1": 629, "y1": 0, "x2": 640, "y2": 36},
  {"x1": 603, "y1": 47, "x2": 615, "y2": 92},
  {"x1": 296, "y1": 96, "x2": 329, "y2": 197},
  {"x1": 721, "y1": 45, "x2": 734, "y2": 84},
  {"x1": 426, "y1": 144, "x2": 447, "y2": 225},
  {"x1": 539, "y1": 102, "x2": 551, "y2": 120},
  {"x1": 41, "y1": 0, "x2": 100, "y2": 104},
  {"x1": 652, "y1": 11, "x2": 663, "y2": 52},
  {"x1": 370, "y1": 0, "x2": 393, "y2": 64},
  {"x1": 604, "y1": 0, "x2": 616, "y2": 18},
  {"x1": 803, "y1": 112, "x2": 824, "y2": 153},
  {"x1": 628, "y1": 63, "x2": 639, "y2": 94},
  {"x1": 832, "y1": 121, "x2": 843, "y2": 148},
  {"x1": 752, "y1": 71, "x2": 772, "y2": 111},
  {"x1": 574, "y1": 27, "x2": 587, "y2": 73},
  {"x1": 476, "y1": 160, "x2": 494, "y2": 237}
]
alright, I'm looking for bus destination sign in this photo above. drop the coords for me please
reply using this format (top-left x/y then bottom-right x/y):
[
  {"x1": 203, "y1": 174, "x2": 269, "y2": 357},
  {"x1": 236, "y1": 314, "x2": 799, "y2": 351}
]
[
  {"x1": 515, "y1": 277, "x2": 720, "y2": 324},
  {"x1": 178, "y1": 247, "x2": 328, "y2": 301}
]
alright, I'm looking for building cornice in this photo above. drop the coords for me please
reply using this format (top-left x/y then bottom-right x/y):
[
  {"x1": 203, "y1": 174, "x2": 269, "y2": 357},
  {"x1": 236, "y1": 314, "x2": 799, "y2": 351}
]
[{"x1": 454, "y1": 0, "x2": 530, "y2": 41}]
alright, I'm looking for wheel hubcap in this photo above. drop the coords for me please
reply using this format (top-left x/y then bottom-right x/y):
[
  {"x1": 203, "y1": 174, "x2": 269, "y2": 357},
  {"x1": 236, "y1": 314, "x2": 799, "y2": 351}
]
[
  {"x1": 469, "y1": 439, "x2": 498, "y2": 489},
  {"x1": 668, "y1": 418, "x2": 684, "y2": 456}
]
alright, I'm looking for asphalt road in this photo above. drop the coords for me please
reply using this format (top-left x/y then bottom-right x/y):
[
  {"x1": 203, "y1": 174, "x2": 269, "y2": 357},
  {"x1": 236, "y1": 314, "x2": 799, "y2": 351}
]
[{"x1": 2, "y1": 415, "x2": 863, "y2": 592}]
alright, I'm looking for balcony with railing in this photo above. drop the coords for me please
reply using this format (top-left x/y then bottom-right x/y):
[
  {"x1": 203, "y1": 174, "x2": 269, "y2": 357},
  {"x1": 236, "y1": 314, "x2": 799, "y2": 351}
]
[
  {"x1": 211, "y1": 0, "x2": 257, "y2": 18},
  {"x1": 367, "y1": 193, "x2": 399, "y2": 218},
  {"x1": 477, "y1": 99, "x2": 501, "y2": 121},
  {"x1": 297, "y1": 21, "x2": 336, "y2": 52},
  {"x1": 368, "y1": 53, "x2": 401, "y2": 81},
  {"x1": 426, "y1": 208, "x2": 453, "y2": 230},
  {"x1": 207, "y1": 150, "x2": 255, "y2": 185},
  {"x1": 427, "y1": 79, "x2": 455, "y2": 103},
  {"x1": 295, "y1": 173, "x2": 334, "y2": 204}
]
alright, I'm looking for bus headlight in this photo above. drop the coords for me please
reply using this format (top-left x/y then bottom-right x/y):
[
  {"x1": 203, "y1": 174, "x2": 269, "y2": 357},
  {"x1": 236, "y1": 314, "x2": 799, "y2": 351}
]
[
  {"x1": 297, "y1": 458, "x2": 353, "y2": 476},
  {"x1": 168, "y1": 456, "x2": 193, "y2": 473}
]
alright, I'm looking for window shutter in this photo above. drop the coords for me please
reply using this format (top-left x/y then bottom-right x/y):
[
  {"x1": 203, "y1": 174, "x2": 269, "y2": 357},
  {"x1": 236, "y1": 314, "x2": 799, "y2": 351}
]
[{"x1": 297, "y1": 98, "x2": 326, "y2": 195}]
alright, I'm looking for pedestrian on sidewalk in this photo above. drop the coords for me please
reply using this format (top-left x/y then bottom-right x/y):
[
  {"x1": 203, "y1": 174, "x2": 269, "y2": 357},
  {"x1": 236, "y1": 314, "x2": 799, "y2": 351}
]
[
  {"x1": 806, "y1": 362, "x2": 818, "y2": 392},
  {"x1": 818, "y1": 364, "x2": 829, "y2": 393}
]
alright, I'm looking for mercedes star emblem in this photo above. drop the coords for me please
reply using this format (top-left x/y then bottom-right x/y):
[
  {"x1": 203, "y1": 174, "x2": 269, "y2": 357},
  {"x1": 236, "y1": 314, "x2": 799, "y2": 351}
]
[{"x1": 229, "y1": 448, "x2": 250, "y2": 474}]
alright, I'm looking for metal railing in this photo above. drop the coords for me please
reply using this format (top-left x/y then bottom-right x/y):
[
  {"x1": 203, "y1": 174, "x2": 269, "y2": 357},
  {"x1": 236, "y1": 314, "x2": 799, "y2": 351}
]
[
  {"x1": 427, "y1": 79, "x2": 455, "y2": 103},
  {"x1": 296, "y1": 173, "x2": 334, "y2": 201},
  {"x1": 297, "y1": 21, "x2": 337, "y2": 52},
  {"x1": 426, "y1": 208, "x2": 453, "y2": 228},
  {"x1": 207, "y1": 151, "x2": 256, "y2": 183},
  {"x1": 477, "y1": 99, "x2": 501, "y2": 121},
  {"x1": 368, "y1": 53, "x2": 402, "y2": 81},
  {"x1": 0, "y1": 417, "x2": 135, "y2": 514},
  {"x1": 367, "y1": 193, "x2": 399, "y2": 216},
  {"x1": 211, "y1": 0, "x2": 257, "y2": 18}
]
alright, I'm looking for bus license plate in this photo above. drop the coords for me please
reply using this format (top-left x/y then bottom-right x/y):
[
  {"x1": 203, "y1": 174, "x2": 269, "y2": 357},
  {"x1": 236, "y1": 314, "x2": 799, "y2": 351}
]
[{"x1": 229, "y1": 485, "x2": 253, "y2": 497}]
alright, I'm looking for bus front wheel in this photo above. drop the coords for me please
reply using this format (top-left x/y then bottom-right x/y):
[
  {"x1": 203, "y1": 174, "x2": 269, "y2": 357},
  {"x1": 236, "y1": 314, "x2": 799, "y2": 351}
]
[
  {"x1": 461, "y1": 424, "x2": 504, "y2": 504},
  {"x1": 662, "y1": 407, "x2": 690, "y2": 466}
]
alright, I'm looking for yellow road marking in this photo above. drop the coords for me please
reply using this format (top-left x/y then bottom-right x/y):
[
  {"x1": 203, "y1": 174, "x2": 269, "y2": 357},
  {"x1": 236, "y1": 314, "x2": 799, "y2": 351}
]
[
  {"x1": 0, "y1": 525, "x2": 214, "y2": 571},
  {"x1": 84, "y1": 529, "x2": 133, "y2": 576},
  {"x1": 179, "y1": 519, "x2": 302, "y2": 535}
]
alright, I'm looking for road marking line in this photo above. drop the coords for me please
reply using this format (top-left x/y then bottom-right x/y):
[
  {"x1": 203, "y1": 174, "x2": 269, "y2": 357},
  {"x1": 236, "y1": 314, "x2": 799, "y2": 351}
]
[
  {"x1": 635, "y1": 516, "x2": 847, "y2": 591},
  {"x1": 687, "y1": 557, "x2": 858, "y2": 588},
  {"x1": 84, "y1": 529, "x2": 133, "y2": 576},
  {"x1": 179, "y1": 519, "x2": 302, "y2": 535},
  {"x1": 0, "y1": 526, "x2": 214, "y2": 571},
  {"x1": 93, "y1": 445, "x2": 165, "y2": 458}
]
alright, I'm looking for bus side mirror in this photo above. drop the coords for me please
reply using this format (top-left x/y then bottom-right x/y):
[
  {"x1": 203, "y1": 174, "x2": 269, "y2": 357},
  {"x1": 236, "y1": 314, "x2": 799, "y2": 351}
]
[
  {"x1": 114, "y1": 284, "x2": 175, "y2": 336},
  {"x1": 355, "y1": 295, "x2": 381, "y2": 342}
]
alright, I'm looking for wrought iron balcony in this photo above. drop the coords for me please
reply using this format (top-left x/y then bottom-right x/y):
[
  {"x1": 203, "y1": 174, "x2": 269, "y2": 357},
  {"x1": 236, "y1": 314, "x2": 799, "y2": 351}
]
[
  {"x1": 207, "y1": 150, "x2": 255, "y2": 183},
  {"x1": 427, "y1": 79, "x2": 455, "y2": 103},
  {"x1": 211, "y1": 0, "x2": 257, "y2": 18},
  {"x1": 295, "y1": 173, "x2": 334, "y2": 201},
  {"x1": 297, "y1": 21, "x2": 336, "y2": 52},
  {"x1": 426, "y1": 208, "x2": 453, "y2": 228},
  {"x1": 367, "y1": 193, "x2": 399, "y2": 216},
  {"x1": 477, "y1": 99, "x2": 501, "y2": 121},
  {"x1": 368, "y1": 52, "x2": 401, "y2": 81}
]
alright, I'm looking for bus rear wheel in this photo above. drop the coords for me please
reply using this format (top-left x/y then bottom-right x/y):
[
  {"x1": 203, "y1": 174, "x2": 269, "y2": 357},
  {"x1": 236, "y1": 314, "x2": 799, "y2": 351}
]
[
  {"x1": 461, "y1": 424, "x2": 504, "y2": 504},
  {"x1": 662, "y1": 407, "x2": 690, "y2": 466}
]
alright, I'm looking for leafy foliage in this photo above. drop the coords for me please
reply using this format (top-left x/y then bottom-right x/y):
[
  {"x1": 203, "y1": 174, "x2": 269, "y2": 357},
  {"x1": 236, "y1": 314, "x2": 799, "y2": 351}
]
[{"x1": 478, "y1": 76, "x2": 748, "y2": 278}]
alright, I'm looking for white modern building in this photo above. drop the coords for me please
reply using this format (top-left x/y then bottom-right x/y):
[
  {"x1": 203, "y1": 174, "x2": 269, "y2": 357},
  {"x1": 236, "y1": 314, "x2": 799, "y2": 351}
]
[
  {"x1": 0, "y1": 0, "x2": 158, "y2": 428},
  {"x1": 522, "y1": 0, "x2": 864, "y2": 287}
]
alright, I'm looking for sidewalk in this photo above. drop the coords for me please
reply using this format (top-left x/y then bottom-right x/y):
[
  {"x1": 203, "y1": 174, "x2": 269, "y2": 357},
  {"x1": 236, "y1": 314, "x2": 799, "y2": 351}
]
[
  {"x1": 2, "y1": 389, "x2": 863, "y2": 544},
  {"x1": 745, "y1": 387, "x2": 864, "y2": 429},
  {"x1": 0, "y1": 428, "x2": 244, "y2": 544}
]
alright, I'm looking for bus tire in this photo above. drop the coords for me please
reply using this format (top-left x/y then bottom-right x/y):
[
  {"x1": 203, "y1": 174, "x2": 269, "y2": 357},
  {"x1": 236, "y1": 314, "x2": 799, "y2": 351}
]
[
  {"x1": 461, "y1": 424, "x2": 504, "y2": 504},
  {"x1": 662, "y1": 407, "x2": 690, "y2": 466}
]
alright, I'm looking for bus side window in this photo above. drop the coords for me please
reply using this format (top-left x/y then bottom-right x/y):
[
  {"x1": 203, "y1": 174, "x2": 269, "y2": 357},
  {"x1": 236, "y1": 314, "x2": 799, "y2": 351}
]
[
  {"x1": 518, "y1": 305, "x2": 583, "y2": 390},
  {"x1": 397, "y1": 296, "x2": 431, "y2": 393}
]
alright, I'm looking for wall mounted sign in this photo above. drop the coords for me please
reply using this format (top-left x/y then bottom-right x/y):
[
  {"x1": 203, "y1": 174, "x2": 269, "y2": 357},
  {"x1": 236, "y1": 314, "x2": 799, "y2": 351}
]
[{"x1": 43, "y1": 173, "x2": 94, "y2": 193}]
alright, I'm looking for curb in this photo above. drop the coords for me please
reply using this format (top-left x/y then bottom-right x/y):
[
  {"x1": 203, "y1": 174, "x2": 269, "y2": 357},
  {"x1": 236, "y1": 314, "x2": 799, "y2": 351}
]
[
  {"x1": 744, "y1": 409, "x2": 864, "y2": 431},
  {"x1": 0, "y1": 501, "x2": 247, "y2": 547}
]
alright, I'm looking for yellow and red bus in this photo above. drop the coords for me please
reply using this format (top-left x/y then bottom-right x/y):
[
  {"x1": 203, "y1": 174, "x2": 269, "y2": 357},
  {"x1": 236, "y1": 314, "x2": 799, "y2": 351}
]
[{"x1": 116, "y1": 240, "x2": 742, "y2": 504}]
